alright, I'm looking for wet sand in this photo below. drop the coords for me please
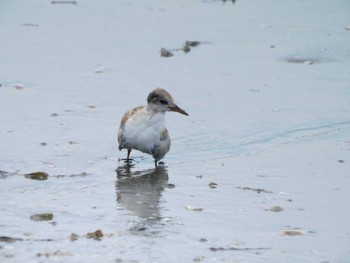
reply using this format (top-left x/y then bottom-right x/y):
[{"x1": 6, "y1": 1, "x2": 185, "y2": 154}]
[{"x1": 1, "y1": 0, "x2": 350, "y2": 262}]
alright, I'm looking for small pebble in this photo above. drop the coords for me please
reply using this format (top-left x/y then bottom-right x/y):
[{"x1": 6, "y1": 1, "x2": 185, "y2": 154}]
[
  {"x1": 208, "y1": 182, "x2": 218, "y2": 189},
  {"x1": 282, "y1": 230, "x2": 303, "y2": 236},
  {"x1": 30, "y1": 213, "x2": 54, "y2": 221},
  {"x1": 86, "y1": 229, "x2": 104, "y2": 240},
  {"x1": 193, "y1": 256, "x2": 205, "y2": 262},
  {"x1": 24, "y1": 172, "x2": 48, "y2": 180},
  {"x1": 167, "y1": 183, "x2": 175, "y2": 189},
  {"x1": 265, "y1": 206, "x2": 284, "y2": 212},
  {"x1": 160, "y1": 48, "x2": 173, "y2": 57},
  {"x1": 0, "y1": 236, "x2": 23, "y2": 243},
  {"x1": 186, "y1": 205, "x2": 203, "y2": 212},
  {"x1": 184, "y1": 41, "x2": 201, "y2": 47},
  {"x1": 70, "y1": 233, "x2": 79, "y2": 241},
  {"x1": 182, "y1": 45, "x2": 191, "y2": 53}
]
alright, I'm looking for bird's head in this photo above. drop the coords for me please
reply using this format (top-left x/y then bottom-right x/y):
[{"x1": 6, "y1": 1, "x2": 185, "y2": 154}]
[{"x1": 147, "y1": 88, "x2": 189, "y2": 116}]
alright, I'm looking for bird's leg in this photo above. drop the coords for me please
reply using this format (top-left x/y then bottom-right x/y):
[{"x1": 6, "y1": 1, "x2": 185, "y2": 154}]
[
  {"x1": 122, "y1": 149, "x2": 132, "y2": 164},
  {"x1": 126, "y1": 149, "x2": 132, "y2": 162}
]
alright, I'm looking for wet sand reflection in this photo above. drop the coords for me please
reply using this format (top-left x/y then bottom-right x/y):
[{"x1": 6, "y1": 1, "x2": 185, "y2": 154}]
[{"x1": 115, "y1": 164, "x2": 169, "y2": 224}]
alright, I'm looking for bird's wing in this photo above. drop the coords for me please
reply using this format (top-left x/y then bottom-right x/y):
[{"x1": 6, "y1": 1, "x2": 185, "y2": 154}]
[{"x1": 118, "y1": 106, "x2": 145, "y2": 150}]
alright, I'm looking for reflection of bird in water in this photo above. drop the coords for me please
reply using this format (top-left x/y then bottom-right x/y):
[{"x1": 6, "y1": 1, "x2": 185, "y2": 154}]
[
  {"x1": 115, "y1": 164, "x2": 169, "y2": 221},
  {"x1": 117, "y1": 88, "x2": 188, "y2": 166}
]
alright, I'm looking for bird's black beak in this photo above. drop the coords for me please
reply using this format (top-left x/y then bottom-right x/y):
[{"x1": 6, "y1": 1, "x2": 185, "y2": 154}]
[{"x1": 170, "y1": 104, "x2": 189, "y2": 116}]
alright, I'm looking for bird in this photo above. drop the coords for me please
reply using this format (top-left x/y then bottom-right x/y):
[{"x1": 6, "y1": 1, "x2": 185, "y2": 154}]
[{"x1": 118, "y1": 88, "x2": 188, "y2": 166}]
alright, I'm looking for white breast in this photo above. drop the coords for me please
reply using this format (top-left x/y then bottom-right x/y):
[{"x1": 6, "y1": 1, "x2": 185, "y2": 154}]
[{"x1": 122, "y1": 108, "x2": 167, "y2": 154}]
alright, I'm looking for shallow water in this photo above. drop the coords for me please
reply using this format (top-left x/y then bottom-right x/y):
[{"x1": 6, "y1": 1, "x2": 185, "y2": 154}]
[{"x1": 1, "y1": 0, "x2": 350, "y2": 262}]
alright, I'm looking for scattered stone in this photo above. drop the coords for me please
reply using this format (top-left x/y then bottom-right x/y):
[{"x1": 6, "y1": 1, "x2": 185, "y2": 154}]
[
  {"x1": 40, "y1": 142, "x2": 47, "y2": 146},
  {"x1": 199, "y1": 238, "x2": 207, "y2": 242},
  {"x1": 185, "y1": 205, "x2": 203, "y2": 212},
  {"x1": 208, "y1": 182, "x2": 218, "y2": 189},
  {"x1": 71, "y1": 172, "x2": 89, "y2": 177},
  {"x1": 24, "y1": 172, "x2": 48, "y2": 180},
  {"x1": 86, "y1": 229, "x2": 104, "y2": 240},
  {"x1": 0, "y1": 170, "x2": 10, "y2": 179},
  {"x1": 37, "y1": 250, "x2": 73, "y2": 257},
  {"x1": 282, "y1": 230, "x2": 303, "y2": 236},
  {"x1": 30, "y1": 213, "x2": 54, "y2": 221},
  {"x1": 52, "y1": 250, "x2": 73, "y2": 256},
  {"x1": 182, "y1": 45, "x2": 191, "y2": 53},
  {"x1": 181, "y1": 40, "x2": 208, "y2": 54},
  {"x1": 160, "y1": 48, "x2": 173, "y2": 57},
  {"x1": 68, "y1": 141, "x2": 78, "y2": 145},
  {"x1": 184, "y1": 40, "x2": 202, "y2": 47},
  {"x1": 0, "y1": 170, "x2": 20, "y2": 179},
  {"x1": 70, "y1": 233, "x2": 79, "y2": 241},
  {"x1": 338, "y1": 160, "x2": 344, "y2": 163},
  {"x1": 345, "y1": 27, "x2": 350, "y2": 31},
  {"x1": 286, "y1": 57, "x2": 319, "y2": 65},
  {"x1": 265, "y1": 206, "x2": 284, "y2": 212},
  {"x1": 36, "y1": 252, "x2": 48, "y2": 257},
  {"x1": 161, "y1": 40, "x2": 209, "y2": 57},
  {"x1": 210, "y1": 246, "x2": 271, "y2": 252},
  {"x1": 54, "y1": 172, "x2": 89, "y2": 178},
  {"x1": 51, "y1": 113, "x2": 59, "y2": 117},
  {"x1": 193, "y1": 256, "x2": 205, "y2": 262},
  {"x1": 196, "y1": 175, "x2": 203, "y2": 179},
  {"x1": 236, "y1": 186, "x2": 272, "y2": 194},
  {"x1": 0, "y1": 236, "x2": 23, "y2": 243},
  {"x1": 87, "y1": 104, "x2": 96, "y2": 109},
  {"x1": 167, "y1": 183, "x2": 176, "y2": 189}
]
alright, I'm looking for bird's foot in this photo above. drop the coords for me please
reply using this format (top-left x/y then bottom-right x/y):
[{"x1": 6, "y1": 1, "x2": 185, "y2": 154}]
[{"x1": 119, "y1": 158, "x2": 133, "y2": 164}]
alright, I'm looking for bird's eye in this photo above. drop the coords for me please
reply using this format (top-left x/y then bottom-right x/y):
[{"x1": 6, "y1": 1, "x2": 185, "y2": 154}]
[{"x1": 159, "y1": 98, "x2": 168, "y2": 105}]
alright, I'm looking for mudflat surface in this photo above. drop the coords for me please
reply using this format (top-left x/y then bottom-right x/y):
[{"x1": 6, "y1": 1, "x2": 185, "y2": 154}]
[{"x1": 1, "y1": 0, "x2": 350, "y2": 262}]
